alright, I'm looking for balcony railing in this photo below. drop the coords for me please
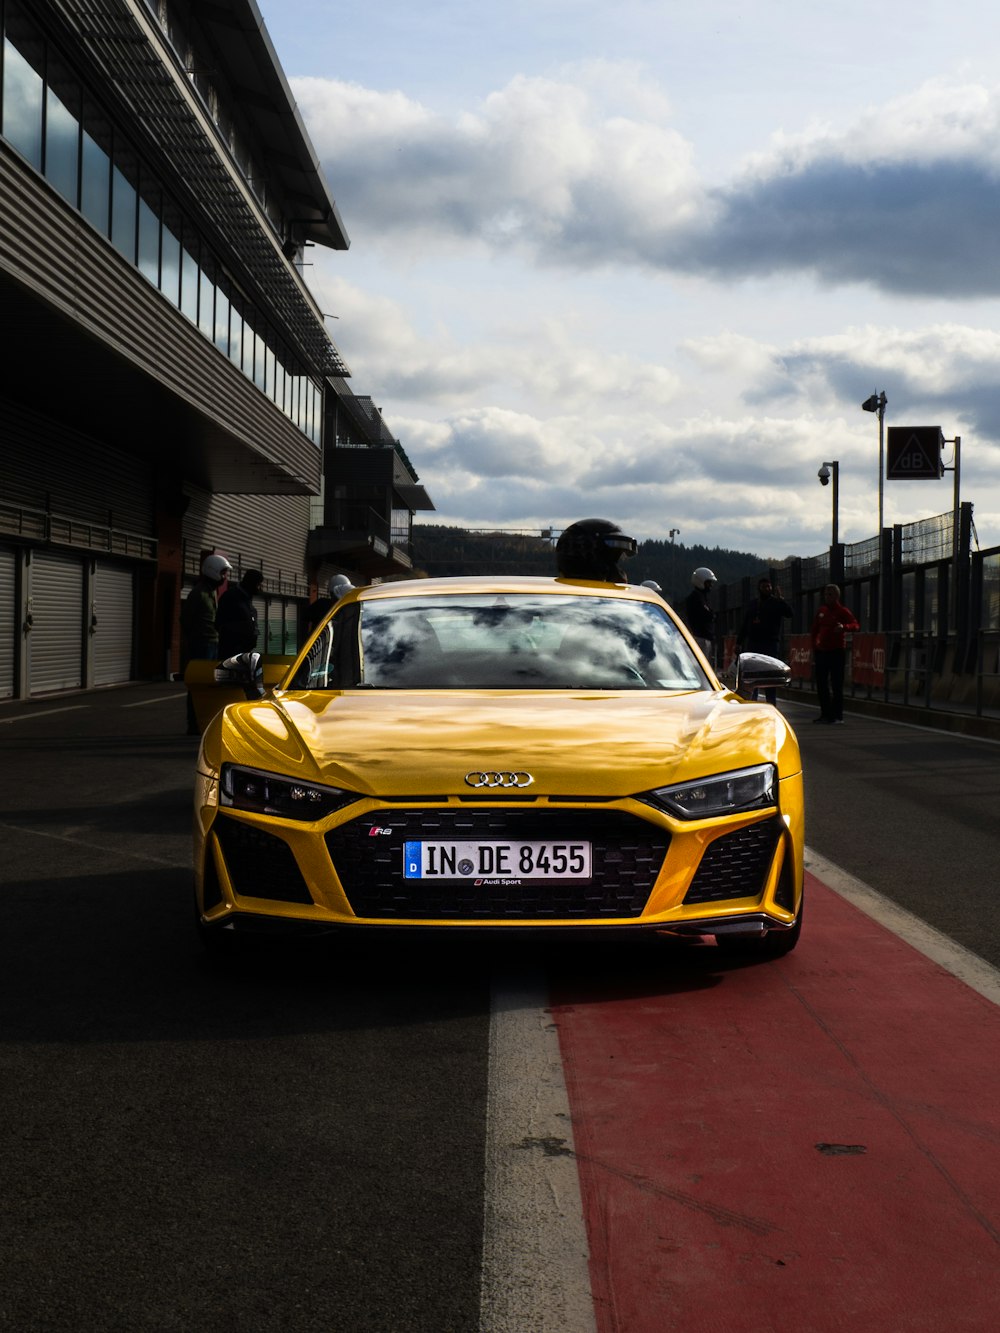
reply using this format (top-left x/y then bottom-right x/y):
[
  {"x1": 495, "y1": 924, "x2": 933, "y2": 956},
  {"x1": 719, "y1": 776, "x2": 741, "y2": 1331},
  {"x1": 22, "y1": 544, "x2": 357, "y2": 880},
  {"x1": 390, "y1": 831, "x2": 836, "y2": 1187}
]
[
  {"x1": 308, "y1": 504, "x2": 412, "y2": 571},
  {"x1": 0, "y1": 501, "x2": 157, "y2": 561}
]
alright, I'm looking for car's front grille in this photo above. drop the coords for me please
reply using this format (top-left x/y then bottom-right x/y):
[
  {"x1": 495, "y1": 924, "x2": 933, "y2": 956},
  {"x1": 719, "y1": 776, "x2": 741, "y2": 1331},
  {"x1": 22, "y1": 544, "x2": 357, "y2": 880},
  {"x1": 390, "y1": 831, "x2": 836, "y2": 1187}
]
[
  {"x1": 326, "y1": 809, "x2": 669, "y2": 920},
  {"x1": 683, "y1": 817, "x2": 781, "y2": 904},
  {"x1": 214, "y1": 816, "x2": 315, "y2": 904}
]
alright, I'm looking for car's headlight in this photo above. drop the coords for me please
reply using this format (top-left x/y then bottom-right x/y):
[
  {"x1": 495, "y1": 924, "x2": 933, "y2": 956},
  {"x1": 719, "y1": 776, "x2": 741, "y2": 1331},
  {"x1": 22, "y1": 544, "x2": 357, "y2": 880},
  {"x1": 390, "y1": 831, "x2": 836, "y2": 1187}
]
[
  {"x1": 644, "y1": 763, "x2": 777, "y2": 820},
  {"x1": 220, "y1": 763, "x2": 354, "y2": 821}
]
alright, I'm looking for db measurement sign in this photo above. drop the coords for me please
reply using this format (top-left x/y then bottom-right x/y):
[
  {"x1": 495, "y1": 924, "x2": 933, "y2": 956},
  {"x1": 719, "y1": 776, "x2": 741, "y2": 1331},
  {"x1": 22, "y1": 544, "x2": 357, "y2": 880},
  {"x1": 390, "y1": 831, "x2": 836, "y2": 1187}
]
[{"x1": 886, "y1": 426, "x2": 944, "y2": 479}]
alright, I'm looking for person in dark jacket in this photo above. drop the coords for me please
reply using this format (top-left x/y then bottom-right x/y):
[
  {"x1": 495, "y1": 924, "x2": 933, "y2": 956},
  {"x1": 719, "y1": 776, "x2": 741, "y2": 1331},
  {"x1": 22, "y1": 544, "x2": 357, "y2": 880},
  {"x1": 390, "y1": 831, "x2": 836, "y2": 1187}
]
[
  {"x1": 736, "y1": 577, "x2": 793, "y2": 703},
  {"x1": 811, "y1": 583, "x2": 860, "y2": 724},
  {"x1": 180, "y1": 552, "x2": 232, "y2": 734},
  {"x1": 681, "y1": 566, "x2": 717, "y2": 661},
  {"x1": 217, "y1": 569, "x2": 264, "y2": 658}
]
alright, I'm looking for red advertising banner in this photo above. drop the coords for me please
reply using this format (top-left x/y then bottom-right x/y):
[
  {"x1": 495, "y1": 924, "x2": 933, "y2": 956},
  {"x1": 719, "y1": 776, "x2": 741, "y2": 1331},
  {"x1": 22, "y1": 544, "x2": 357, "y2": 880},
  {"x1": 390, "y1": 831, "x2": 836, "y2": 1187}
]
[
  {"x1": 787, "y1": 634, "x2": 813, "y2": 681},
  {"x1": 851, "y1": 633, "x2": 887, "y2": 688}
]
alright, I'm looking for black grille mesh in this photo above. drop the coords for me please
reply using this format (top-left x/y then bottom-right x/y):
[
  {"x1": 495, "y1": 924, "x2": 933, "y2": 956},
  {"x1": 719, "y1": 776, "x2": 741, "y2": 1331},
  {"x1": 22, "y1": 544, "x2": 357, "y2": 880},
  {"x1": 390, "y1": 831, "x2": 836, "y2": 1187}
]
[
  {"x1": 326, "y1": 809, "x2": 669, "y2": 920},
  {"x1": 214, "y1": 817, "x2": 315, "y2": 905},
  {"x1": 683, "y1": 817, "x2": 781, "y2": 904}
]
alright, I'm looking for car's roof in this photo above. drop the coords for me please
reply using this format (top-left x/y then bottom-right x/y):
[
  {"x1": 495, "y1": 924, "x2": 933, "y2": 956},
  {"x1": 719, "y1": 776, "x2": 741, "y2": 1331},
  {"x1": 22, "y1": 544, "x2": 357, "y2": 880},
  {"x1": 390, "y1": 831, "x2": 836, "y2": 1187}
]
[{"x1": 353, "y1": 576, "x2": 661, "y2": 602}]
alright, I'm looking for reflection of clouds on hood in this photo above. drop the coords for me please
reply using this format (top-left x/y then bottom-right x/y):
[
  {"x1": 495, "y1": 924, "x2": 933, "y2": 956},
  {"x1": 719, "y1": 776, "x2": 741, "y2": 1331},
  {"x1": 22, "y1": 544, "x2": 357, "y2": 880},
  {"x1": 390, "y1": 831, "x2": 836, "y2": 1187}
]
[{"x1": 297, "y1": 71, "x2": 1000, "y2": 296}]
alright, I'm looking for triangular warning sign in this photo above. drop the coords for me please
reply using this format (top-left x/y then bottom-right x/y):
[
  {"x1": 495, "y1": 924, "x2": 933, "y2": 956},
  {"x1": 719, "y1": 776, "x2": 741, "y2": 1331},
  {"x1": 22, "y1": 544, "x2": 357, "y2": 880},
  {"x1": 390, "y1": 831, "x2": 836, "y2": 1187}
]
[{"x1": 886, "y1": 426, "x2": 943, "y2": 480}]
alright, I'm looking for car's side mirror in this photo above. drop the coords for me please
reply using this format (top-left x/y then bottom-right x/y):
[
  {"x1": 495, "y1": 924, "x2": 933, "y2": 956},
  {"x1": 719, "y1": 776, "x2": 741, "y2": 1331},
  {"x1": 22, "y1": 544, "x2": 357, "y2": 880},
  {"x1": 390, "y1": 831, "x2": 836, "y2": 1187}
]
[
  {"x1": 214, "y1": 651, "x2": 265, "y2": 700},
  {"x1": 735, "y1": 652, "x2": 791, "y2": 698}
]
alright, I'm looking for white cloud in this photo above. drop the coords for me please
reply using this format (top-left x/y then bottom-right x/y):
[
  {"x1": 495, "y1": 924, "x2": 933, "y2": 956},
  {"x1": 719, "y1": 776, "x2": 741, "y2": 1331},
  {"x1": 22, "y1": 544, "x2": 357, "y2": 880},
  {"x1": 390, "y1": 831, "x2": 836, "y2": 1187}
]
[
  {"x1": 293, "y1": 68, "x2": 703, "y2": 265},
  {"x1": 292, "y1": 55, "x2": 1000, "y2": 555},
  {"x1": 298, "y1": 70, "x2": 1000, "y2": 295},
  {"x1": 314, "y1": 273, "x2": 682, "y2": 409},
  {"x1": 317, "y1": 253, "x2": 1000, "y2": 553}
]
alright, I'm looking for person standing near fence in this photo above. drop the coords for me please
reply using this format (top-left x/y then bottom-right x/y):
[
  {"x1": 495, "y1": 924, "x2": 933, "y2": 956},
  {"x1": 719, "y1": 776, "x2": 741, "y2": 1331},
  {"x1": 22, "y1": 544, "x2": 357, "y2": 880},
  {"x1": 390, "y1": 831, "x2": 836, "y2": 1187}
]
[
  {"x1": 811, "y1": 583, "x2": 859, "y2": 725},
  {"x1": 736, "y1": 577, "x2": 793, "y2": 704}
]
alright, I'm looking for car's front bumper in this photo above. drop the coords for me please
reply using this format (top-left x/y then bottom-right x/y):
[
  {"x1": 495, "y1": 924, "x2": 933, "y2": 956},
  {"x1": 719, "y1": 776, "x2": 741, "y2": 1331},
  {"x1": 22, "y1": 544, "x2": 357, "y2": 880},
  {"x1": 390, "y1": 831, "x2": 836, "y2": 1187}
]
[{"x1": 194, "y1": 775, "x2": 804, "y2": 938}]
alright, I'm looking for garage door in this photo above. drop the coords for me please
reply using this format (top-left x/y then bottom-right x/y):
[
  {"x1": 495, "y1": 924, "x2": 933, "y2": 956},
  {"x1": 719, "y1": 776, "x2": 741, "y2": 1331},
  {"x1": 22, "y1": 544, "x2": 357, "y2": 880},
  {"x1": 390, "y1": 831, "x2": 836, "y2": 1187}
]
[
  {"x1": 93, "y1": 562, "x2": 135, "y2": 685},
  {"x1": 0, "y1": 546, "x2": 15, "y2": 699},
  {"x1": 29, "y1": 550, "x2": 84, "y2": 694}
]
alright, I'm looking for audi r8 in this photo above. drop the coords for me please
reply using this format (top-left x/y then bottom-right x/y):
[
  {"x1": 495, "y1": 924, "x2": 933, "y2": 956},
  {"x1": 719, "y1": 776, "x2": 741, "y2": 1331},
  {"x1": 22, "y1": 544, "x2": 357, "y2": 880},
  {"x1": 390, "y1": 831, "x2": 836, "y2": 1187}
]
[{"x1": 193, "y1": 576, "x2": 804, "y2": 957}]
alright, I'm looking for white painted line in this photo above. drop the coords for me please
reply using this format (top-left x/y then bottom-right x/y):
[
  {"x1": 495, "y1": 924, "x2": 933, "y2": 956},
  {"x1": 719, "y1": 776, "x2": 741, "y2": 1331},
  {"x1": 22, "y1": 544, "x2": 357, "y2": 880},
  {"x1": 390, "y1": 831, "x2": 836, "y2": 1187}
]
[
  {"x1": 0, "y1": 706, "x2": 88, "y2": 725},
  {"x1": 0, "y1": 820, "x2": 182, "y2": 866},
  {"x1": 480, "y1": 970, "x2": 597, "y2": 1333},
  {"x1": 121, "y1": 694, "x2": 184, "y2": 708},
  {"x1": 806, "y1": 846, "x2": 1000, "y2": 1008}
]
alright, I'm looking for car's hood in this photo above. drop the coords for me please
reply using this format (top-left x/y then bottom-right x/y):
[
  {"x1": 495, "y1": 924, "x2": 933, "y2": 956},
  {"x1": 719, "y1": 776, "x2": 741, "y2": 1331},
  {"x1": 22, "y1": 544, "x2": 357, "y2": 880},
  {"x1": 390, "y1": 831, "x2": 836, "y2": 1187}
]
[{"x1": 207, "y1": 690, "x2": 800, "y2": 799}]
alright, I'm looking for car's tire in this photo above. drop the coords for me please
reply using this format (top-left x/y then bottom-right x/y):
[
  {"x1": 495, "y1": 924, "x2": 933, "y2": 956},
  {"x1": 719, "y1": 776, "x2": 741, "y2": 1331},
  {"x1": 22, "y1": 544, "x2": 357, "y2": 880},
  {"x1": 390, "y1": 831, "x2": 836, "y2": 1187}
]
[{"x1": 714, "y1": 894, "x2": 803, "y2": 960}]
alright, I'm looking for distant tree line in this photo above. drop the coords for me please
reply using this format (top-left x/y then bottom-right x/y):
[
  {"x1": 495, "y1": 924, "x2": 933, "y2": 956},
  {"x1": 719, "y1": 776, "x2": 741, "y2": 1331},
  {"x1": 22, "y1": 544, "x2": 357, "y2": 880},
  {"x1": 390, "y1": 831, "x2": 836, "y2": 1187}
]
[{"x1": 410, "y1": 524, "x2": 768, "y2": 609}]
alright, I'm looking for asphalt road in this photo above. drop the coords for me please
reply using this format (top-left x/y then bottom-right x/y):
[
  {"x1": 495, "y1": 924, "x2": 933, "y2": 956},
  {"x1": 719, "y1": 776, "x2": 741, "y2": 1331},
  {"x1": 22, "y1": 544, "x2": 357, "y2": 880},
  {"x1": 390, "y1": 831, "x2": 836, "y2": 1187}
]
[
  {"x1": 1, "y1": 683, "x2": 997, "y2": 1331},
  {"x1": 0, "y1": 686, "x2": 488, "y2": 1333},
  {"x1": 783, "y1": 696, "x2": 1000, "y2": 968}
]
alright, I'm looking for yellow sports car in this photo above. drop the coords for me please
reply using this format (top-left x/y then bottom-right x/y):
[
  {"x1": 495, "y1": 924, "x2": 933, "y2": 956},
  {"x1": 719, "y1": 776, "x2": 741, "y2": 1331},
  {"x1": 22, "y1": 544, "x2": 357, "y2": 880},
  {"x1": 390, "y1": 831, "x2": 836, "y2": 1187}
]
[{"x1": 193, "y1": 576, "x2": 803, "y2": 958}]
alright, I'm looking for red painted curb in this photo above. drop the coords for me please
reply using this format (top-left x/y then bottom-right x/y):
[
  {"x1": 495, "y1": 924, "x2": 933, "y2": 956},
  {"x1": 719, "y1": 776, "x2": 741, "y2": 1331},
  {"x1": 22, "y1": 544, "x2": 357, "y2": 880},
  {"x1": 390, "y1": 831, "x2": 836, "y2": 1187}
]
[{"x1": 552, "y1": 874, "x2": 1000, "y2": 1332}]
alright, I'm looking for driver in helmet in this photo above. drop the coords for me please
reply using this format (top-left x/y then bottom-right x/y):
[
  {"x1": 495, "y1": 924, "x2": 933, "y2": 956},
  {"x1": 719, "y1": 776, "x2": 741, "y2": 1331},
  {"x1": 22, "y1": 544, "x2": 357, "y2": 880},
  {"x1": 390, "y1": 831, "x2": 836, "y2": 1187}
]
[
  {"x1": 681, "y1": 566, "x2": 717, "y2": 661},
  {"x1": 556, "y1": 518, "x2": 637, "y2": 582}
]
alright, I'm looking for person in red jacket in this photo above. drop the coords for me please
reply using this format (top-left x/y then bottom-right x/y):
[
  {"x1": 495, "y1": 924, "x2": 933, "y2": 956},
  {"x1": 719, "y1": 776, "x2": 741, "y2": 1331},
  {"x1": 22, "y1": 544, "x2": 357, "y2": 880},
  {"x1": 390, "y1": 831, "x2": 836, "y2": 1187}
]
[{"x1": 811, "y1": 583, "x2": 860, "y2": 724}]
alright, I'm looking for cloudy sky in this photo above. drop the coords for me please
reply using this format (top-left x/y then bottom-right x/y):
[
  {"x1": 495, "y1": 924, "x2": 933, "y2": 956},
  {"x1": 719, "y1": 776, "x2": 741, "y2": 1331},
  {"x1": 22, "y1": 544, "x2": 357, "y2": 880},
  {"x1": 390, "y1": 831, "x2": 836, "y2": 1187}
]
[{"x1": 259, "y1": 0, "x2": 1000, "y2": 558}]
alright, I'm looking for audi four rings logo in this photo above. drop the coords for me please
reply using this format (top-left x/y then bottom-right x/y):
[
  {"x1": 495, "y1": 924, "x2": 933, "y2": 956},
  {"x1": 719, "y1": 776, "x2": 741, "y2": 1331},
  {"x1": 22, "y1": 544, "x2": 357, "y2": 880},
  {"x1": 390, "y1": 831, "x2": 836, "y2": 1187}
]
[{"x1": 465, "y1": 770, "x2": 534, "y2": 788}]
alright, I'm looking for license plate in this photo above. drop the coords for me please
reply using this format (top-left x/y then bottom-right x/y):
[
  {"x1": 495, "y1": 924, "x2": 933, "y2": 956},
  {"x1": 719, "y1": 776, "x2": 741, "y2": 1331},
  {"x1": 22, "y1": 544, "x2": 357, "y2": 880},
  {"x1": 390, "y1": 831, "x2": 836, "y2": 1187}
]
[{"x1": 403, "y1": 839, "x2": 591, "y2": 880}]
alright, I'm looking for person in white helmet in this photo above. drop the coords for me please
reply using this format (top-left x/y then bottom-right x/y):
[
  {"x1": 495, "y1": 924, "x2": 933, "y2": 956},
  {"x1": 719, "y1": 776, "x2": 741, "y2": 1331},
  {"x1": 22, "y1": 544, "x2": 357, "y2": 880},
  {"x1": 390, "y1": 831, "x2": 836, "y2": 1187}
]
[
  {"x1": 681, "y1": 566, "x2": 717, "y2": 661},
  {"x1": 304, "y1": 572, "x2": 356, "y2": 636},
  {"x1": 180, "y1": 550, "x2": 233, "y2": 733}
]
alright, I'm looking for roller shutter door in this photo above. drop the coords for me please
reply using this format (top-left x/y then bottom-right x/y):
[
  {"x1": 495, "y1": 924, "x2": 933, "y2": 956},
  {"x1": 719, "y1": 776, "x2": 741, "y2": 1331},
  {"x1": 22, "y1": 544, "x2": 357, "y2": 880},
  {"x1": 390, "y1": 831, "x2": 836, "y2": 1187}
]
[
  {"x1": 93, "y1": 563, "x2": 135, "y2": 685},
  {"x1": 0, "y1": 546, "x2": 15, "y2": 699},
  {"x1": 29, "y1": 551, "x2": 85, "y2": 694}
]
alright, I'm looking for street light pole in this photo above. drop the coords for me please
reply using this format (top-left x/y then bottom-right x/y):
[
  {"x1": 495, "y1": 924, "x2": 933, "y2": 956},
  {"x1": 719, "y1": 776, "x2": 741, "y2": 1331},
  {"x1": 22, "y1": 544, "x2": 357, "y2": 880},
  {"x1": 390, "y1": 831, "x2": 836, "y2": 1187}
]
[
  {"x1": 861, "y1": 390, "x2": 888, "y2": 630},
  {"x1": 861, "y1": 390, "x2": 887, "y2": 535},
  {"x1": 818, "y1": 461, "x2": 839, "y2": 546}
]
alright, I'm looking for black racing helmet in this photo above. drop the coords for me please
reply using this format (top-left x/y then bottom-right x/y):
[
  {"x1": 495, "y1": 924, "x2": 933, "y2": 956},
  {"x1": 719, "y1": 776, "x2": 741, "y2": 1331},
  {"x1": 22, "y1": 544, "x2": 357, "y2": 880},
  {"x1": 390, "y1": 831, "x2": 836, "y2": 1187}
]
[{"x1": 556, "y1": 518, "x2": 637, "y2": 581}]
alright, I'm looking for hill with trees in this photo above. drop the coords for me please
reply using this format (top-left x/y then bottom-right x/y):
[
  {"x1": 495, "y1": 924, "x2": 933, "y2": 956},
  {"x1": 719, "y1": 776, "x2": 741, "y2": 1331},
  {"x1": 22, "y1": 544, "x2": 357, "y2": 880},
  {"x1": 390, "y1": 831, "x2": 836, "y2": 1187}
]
[{"x1": 409, "y1": 524, "x2": 769, "y2": 607}]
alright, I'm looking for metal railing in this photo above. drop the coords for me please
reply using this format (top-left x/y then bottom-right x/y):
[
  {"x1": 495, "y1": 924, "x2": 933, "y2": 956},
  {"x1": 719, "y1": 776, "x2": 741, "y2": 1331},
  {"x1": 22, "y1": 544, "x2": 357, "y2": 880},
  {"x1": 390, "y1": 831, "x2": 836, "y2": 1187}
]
[
  {"x1": 0, "y1": 500, "x2": 157, "y2": 561},
  {"x1": 781, "y1": 630, "x2": 1000, "y2": 720}
]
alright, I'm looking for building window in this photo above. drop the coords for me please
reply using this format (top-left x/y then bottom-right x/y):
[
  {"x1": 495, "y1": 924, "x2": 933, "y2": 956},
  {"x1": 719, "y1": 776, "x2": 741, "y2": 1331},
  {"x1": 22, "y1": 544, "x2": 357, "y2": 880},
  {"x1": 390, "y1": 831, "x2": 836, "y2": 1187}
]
[
  {"x1": 45, "y1": 61, "x2": 81, "y2": 207},
  {"x1": 2, "y1": 6, "x2": 44, "y2": 169},
  {"x1": 111, "y1": 149, "x2": 139, "y2": 263},
  {"x1": 80, "y1": 103, "x2": 112, "y2": 235},
  {"x1": 1, "y1": 0, "x2": 323, "y2": 445}
]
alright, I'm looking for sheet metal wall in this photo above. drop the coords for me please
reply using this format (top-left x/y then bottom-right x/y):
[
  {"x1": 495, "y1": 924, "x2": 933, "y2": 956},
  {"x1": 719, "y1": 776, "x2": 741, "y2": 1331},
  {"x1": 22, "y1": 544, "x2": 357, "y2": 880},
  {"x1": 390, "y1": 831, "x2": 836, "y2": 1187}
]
[
  {"x1": 2, "y1": 401, "x2": 156, "y2": 536},
  {"x1": 181, "y1": 487, "x2": 311, "y2": 587},
  {"x1": 182, "y1": 487, "x2": 311, "y2": 657}
]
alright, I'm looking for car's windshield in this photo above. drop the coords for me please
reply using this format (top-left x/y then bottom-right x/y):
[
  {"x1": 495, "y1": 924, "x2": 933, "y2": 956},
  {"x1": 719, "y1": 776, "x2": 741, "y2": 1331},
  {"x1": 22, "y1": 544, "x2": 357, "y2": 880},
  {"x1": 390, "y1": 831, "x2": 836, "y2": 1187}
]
[{"x1": 291, "y1": 594, "x2": 709, "y2": 691}]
